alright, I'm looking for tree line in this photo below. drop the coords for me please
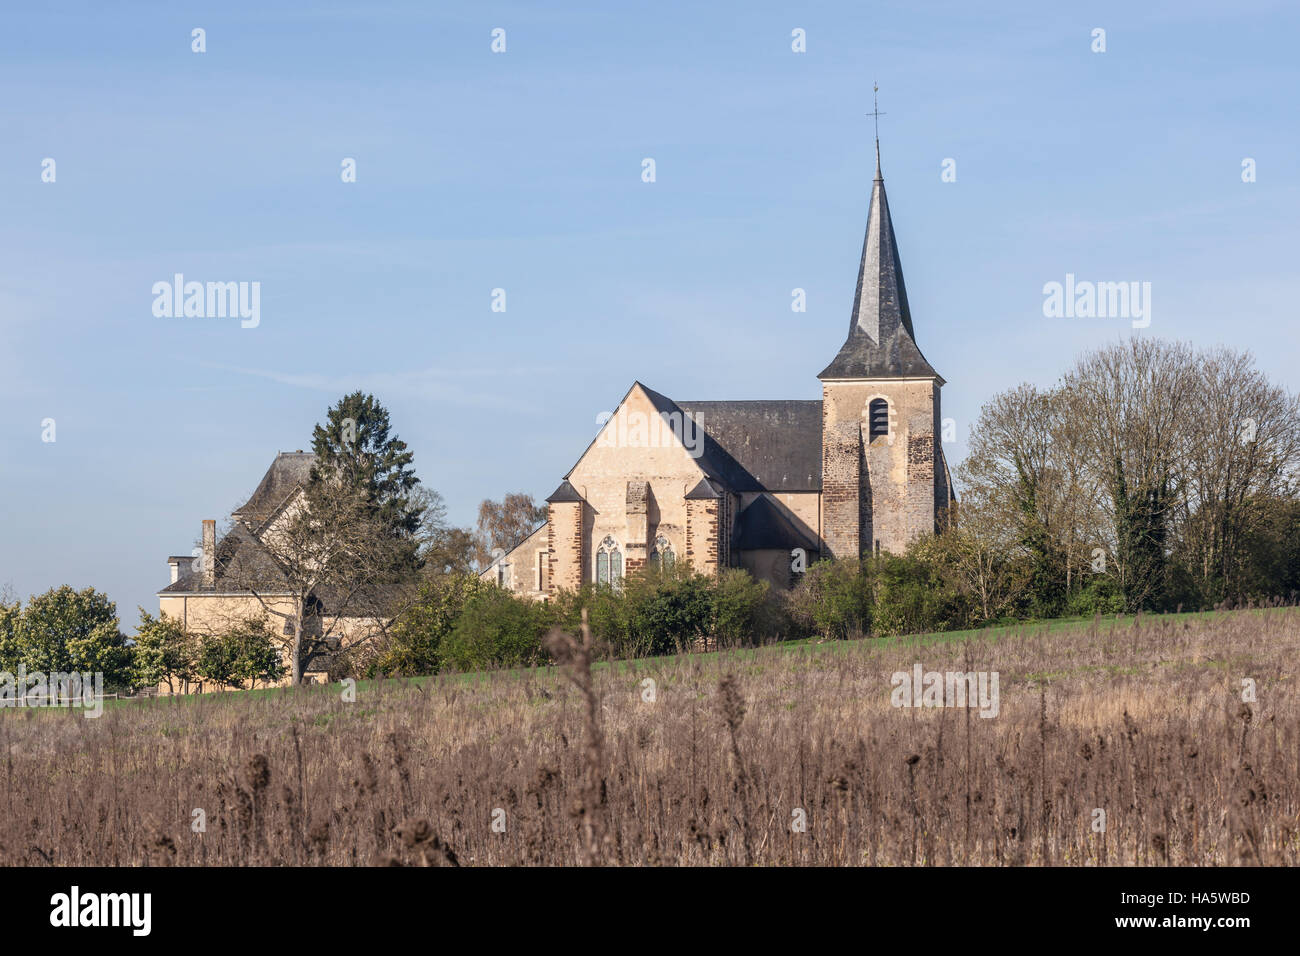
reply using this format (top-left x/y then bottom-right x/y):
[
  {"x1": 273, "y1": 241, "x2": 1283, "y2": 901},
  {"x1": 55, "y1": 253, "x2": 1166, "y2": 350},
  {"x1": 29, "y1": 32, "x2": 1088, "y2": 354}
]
[
  {"x1": 4, "y1": 338, "x2": 1295, "y2": 692},
  {"x1": 0, "y1": 588, "x2": 283, "y2": 693}
]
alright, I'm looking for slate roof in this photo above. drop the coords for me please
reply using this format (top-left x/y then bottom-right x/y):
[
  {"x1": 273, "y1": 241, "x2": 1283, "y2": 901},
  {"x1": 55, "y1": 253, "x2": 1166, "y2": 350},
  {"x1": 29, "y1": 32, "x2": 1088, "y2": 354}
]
[
  {"x1": 545, "y1": 479, "x2": 584, "y2": 503},
  {"x1": 819, "y1": 154, "x2": 942, "y2": 382},
  {"x1": 676, "y1": 400, "x2": 822, "y2": 493},
  {"x1": 157, "y1": 522, "x2": 291, "y2": 595},
  {"x1": 232, "y1": 452, "x2": 315, "y2": 525},
  {"x1": 733, "y1": 494, "x2": 821, "y2": 552},
  {"x1": 685, "y1": 478, "x2": 722, "y2": 500},
  {"x1": 631, "y1": 383, "x2": 823, "y2": 493}
]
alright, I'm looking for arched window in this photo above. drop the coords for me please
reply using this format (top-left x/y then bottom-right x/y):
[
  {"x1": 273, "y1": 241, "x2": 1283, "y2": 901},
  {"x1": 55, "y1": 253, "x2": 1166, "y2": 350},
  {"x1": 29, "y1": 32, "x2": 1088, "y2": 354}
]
[
  {"x1": 868, "y1": 398, "x2": 890, "y2": 440},
  {"x1": 596, "y1": 535, "x2": 623, "y2": 584},
  {"x1": 648, "y1": 534, "x2": 675, "y2": 571}
]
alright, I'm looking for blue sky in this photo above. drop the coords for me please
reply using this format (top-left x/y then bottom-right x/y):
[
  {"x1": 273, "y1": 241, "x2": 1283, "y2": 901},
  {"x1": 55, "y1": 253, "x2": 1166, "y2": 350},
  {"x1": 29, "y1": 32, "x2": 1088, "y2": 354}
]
[{"x1": 2, "y1": 1, "x2": 1297, "y2": 630}]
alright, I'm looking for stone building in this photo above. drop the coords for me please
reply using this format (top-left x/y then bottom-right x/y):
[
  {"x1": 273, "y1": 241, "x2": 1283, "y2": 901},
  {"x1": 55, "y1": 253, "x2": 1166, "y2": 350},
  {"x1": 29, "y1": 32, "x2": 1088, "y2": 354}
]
[
  {"x1": 157, "y1": 452, "x2": 383, "y2": 690},
  {"x1": 489, "y1": 147, "x2": 953, "y2": 598}
]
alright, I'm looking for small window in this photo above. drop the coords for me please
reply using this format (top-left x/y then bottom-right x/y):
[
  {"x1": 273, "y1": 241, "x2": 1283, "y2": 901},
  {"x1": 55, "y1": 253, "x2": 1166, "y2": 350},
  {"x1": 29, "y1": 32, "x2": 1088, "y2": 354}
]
[{"x1": 868, "y1": 399, "x2": 890, "y2": 440}]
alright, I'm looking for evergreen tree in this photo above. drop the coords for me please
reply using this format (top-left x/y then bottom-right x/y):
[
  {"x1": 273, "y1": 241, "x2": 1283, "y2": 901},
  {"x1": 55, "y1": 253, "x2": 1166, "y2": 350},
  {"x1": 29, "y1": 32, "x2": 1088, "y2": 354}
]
[{"x1": 308, "y1": 392, "x2": 423, "y2": 543}]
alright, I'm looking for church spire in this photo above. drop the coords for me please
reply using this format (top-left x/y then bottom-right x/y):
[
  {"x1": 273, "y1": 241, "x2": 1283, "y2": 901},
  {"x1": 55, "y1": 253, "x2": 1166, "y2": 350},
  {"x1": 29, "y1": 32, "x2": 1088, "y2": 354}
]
[
  {"x1": 872, "y1": 81, "x2": 883, "y2": 182},
  {"x1": 818, "y1": 112, "x2": 941, "y2": 382}
]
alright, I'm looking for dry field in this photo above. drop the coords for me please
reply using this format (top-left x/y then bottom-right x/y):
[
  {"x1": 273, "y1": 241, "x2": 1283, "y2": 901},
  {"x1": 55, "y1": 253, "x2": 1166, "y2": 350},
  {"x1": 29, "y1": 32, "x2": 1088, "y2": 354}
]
[{"x1": 4, "y1": 608, "x2": 1298, "y2": 866}]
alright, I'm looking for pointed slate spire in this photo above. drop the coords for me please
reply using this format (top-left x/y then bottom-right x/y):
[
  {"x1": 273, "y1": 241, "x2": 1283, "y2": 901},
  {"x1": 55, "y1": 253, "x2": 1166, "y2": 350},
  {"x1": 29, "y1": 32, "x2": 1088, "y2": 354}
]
[{"x1": 818, "y1": 144, "x2": 941, "y2": 382}]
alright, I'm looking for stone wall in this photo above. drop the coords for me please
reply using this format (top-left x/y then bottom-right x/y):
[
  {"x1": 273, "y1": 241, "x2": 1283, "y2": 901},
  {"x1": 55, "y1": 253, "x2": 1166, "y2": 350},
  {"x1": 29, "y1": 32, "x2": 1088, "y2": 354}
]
[{"x1": 821, "y1": 377, "x2": 940, "y2": 555}]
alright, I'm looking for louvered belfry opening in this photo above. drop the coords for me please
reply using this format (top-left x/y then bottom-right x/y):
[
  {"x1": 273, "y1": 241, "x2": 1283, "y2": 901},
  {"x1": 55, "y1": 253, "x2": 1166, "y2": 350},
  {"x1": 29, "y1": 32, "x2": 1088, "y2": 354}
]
[{"x1": 868, "y1": 398, "x2": 890, "y2": 440}]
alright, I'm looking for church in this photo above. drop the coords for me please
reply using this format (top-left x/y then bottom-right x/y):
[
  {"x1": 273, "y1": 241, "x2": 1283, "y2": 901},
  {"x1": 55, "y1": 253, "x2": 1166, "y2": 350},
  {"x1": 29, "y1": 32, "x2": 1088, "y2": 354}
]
[{"x1": 488, "y1": 145, "x2": 953, "y2": 598}]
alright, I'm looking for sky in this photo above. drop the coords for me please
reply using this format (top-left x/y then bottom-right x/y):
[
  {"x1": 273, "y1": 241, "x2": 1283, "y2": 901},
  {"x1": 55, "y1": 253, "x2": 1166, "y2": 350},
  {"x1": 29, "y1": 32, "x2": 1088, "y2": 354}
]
[{"x1": 2, "y1": 1, "x2": 1297, "y2": 630}]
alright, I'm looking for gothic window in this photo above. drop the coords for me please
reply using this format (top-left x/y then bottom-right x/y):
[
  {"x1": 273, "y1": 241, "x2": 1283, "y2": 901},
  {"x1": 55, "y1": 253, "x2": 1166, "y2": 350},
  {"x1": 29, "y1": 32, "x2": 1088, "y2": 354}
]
[
  {"x1": 648, "y1": 534, "x2": 675, "y2": 571},
  {"x1": 596, "y1": 535, "x2": 623, "y2": 585},
  {"x1": 868, "y1": 398, "x2": 890, "y2": 440}
]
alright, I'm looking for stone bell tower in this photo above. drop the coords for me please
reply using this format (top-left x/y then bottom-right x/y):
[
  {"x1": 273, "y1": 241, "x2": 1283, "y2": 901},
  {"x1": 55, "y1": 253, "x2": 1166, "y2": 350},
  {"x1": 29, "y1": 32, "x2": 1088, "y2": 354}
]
[{"x1": 819, "y1": 141, "x2": 949, "y2": 559}]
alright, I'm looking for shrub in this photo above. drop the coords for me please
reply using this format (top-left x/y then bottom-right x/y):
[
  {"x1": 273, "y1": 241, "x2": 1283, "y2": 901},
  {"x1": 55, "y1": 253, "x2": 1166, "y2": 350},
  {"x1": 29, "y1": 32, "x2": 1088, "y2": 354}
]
[
  {"x1": 440, "y1": 587, "x2": 552, "y2": 672},
  {"x1": 1062, "y1": 577, "x2": 1125, "y2": 617},
  {"x1": 785, "y1": 559, "x2": 873, "y2": 640},
  {"x1": 870, "y1": 551, "x2": 968, "y2": 636},
  {"x1": 711, "y1": 569, "x2": 773, "y2": 648},
  {"x1": 375, "y1": 573, "x2": 492, "y2": 676}
]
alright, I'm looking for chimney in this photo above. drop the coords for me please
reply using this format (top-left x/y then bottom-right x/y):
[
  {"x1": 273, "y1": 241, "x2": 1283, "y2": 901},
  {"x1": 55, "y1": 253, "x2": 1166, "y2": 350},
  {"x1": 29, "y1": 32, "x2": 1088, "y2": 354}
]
[{"x1": 202, "y1": 520, "x2": 216, "y2": 588}]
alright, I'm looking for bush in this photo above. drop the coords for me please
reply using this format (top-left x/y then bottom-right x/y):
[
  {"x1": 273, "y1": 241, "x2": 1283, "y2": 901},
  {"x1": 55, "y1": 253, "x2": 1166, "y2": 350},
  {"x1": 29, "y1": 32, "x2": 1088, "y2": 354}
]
[
  {"x1": 196, "y1": 618, "x2": 284, "y2": 690},
  {"x1": 871, "y1": 551, "x2": 969, "y2": 637},
  {"x1": 1062, "y1": 577, "x2": 1125, "y2": 617},
  {"x1": 374, "y1": 573, "x2": 492, "y2": 676},
  {"x1": 555, "y1": 566, "x2": 714, "y2": 658},
  {"x1": 440, "y1": 587, "x2": 553, "y2": 672},
  {"x1": 624, "y1": 565, "x2": 715, "y2": 656},
  {"x1": 711, "y1": 569, "x2": 774, "y2": 648},
  {"x1": 785, "y1": 559, "x2": 873, "y2": 640}
]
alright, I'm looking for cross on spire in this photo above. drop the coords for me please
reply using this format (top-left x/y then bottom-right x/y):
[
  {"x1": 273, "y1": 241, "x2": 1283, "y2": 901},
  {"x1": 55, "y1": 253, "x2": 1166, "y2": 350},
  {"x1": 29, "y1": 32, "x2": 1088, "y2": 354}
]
[{"x1": 867, "y1": 82, "x2": 886, "y2": 178}]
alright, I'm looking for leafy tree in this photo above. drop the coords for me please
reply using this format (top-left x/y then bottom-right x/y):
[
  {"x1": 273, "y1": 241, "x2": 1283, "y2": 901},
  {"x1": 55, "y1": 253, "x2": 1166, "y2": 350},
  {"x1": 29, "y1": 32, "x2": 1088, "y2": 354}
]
[
  {"x1": 132, "y1": 609, "x2": 200, "y2": 693},
  {"x1": 373, "y1": 573, "x2": 492, "y2": 676},
  {"x1": 17, "y1": 586, "x2": 132, "y2": 689},
  {"x1": 0, "y1": 597, "x2": 21, "y2": 673},
  {"x1": 196, "y1": 632, "x2": 241, "y2": 688},
  {"x1": 195, "y1": 619, "x2": 284, "y2": 690},
  {"x1": 229, "y1": 618, "x2": 286, "y2": 689}
]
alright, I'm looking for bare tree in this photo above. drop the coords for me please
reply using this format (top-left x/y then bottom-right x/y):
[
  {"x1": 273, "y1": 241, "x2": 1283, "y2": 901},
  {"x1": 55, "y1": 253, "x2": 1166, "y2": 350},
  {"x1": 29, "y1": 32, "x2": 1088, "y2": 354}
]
[
  {"x1": 473, "y1": 493, "x2": 546, "y2": 569},
  {"x1": 218, "y1": 487, "x2": 422, "y2": 685},
  {"x1": 1173, "y1": 347, "x2": 1300, "y2": 601},
  {"x1": 930, "y1": 501, "x2": 1033, "y2": 623},
  {"x1": 1061, "y1": 339, "x2": 1199, "y2": 611}
]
